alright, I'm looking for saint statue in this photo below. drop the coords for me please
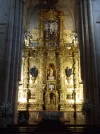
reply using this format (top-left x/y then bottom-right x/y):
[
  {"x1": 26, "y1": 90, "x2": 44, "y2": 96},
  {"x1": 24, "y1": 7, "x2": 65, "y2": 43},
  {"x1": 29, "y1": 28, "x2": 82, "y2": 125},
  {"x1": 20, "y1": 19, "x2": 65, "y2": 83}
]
[
  {"x1": 29, "y1": 66, "x2": 38, "y2": 78},
  {"x1": 65, "y1": 67, "x2": 72, "y2": 77},
  {"x1": 50, "y1": 93, "x2": 55, "y2": 104},
  {"x1": 49, "y1": 84, "x2": 54, "y2": 90},
  {"x1": 47, "y1": 64, "x2": 55, "y2": 80},
  {"x1": 48, "y1": 68, "x2": 55, "y2": 80},
  {"x1": 49, "y1": 68, "x2": 53, "y2": 77}
]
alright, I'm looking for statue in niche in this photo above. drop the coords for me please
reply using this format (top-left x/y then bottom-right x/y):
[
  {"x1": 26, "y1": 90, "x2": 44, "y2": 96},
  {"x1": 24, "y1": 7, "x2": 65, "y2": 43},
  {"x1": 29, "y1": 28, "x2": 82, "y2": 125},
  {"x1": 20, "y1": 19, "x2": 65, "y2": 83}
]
[
  {"x1": 24, "y1": 32, "x2": 31, "y2": 46},
  {"x1": 50, "y1": 93, "x2": 55, "y2": 104},
  {"x1": 29, "y1": 66, "x2": 38, "y2": 83},
  {"x1": 48, "y1": 84, "x2": 55, "y2": 90},
  {"x1": 47, "y1": 64, "x2": 55, "y2": 80},
  {"x1": 65, "y1": 67, "x2": 72, "y2": 83},
  {"x1": 65, "y1": 67, "x2": 72, "y2": 77},
  {"x1": 49, "y1": 68, "x2": 53, "y2": 76}
]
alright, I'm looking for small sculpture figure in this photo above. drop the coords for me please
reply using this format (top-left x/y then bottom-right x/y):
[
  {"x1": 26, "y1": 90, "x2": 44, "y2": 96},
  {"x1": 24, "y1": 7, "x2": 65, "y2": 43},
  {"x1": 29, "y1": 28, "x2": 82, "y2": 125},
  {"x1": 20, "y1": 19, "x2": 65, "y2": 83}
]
[
  {"x1": 47, "y1": 64, "x2": 55, "y2": 80},
  {"x1": 49, "y1": 84, "x2": 54, "y2": 90},
  {"x1": 29, "y1": 66, "x2": 38, "y2": 77},
  {"x1": 29, "y1": 66, "x2": 38, "y2": 83},
  {"x1": 50, "y1": 93, "x2": 55, "y2": 104},
  {"x1": 65, "y1": 67, "x2": 72, "y2": 77},
  {"x1": 49, "y1": 68, "x2": 53, "y2": 77}
]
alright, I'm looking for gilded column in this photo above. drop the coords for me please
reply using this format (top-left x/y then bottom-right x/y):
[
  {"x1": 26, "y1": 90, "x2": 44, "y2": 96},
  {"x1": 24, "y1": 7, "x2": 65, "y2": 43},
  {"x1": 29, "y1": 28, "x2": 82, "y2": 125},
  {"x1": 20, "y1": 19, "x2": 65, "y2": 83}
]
[
  {"x1": 59, "y1": 47, "x2": 66, "y2": 110},
  {"x1": 59, "y1": 16, "x2": 64, "y2": 44},
  {"x1": 72, "y1": 48, "x2": 79, "y2": 121},
  {"x1": 22, "y1": 51, "x2": 29, "y2": 110},
  {"x1": 37, "y1": 48, "x2": 44, "y2": 110},
  {"x1": 58, "y1": 14, "x2": 65, "y2": 110},
  {"x1": 59, "y1": 16, "x2": 65, "y2": 108},
  {"x1": 23, "y1": 50, "x2": 29, "y2": 89},
  {"x1": 39, "y1": 17, "x2": 44, "y2": 42},
  {"x1": 73, "y1": 49, "x2": 79, "y2": 91}
]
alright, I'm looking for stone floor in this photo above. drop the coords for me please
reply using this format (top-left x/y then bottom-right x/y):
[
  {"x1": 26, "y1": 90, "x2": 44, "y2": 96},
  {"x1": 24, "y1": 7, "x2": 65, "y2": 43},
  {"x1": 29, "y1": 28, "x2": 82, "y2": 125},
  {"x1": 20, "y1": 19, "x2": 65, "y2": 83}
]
[{"x1": 0, "y1": 120, "x2": 100, "y2": 134}]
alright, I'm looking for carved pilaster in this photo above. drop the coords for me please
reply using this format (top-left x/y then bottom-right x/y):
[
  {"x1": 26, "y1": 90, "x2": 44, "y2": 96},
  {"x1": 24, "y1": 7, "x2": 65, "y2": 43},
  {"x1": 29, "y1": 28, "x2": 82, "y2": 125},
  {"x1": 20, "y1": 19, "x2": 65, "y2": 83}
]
[
  {"x1": 23, "y1": 50, "x2": 29, "y2": 89},
  {"x1": 36, "y1": 48, "x2": 44, "y2": 109},
  {"x1": 73, "y1": 50, "x2": 79, "y2": 90},
  {"x1": 59, "y1": 16, "x2": 64, "y2": 42},
  {"x1": 59, "y1": 47, "x2": 65, "y2": 92},
  {"x1": 59, "y1": 47, "x2": 66, "y2": 108},
  {"x1": 18, "y1": 50, "x2": 29, "y2": 110},
  {"x1": 39, "y1": 17, "x2": 44, "y2": 40}
]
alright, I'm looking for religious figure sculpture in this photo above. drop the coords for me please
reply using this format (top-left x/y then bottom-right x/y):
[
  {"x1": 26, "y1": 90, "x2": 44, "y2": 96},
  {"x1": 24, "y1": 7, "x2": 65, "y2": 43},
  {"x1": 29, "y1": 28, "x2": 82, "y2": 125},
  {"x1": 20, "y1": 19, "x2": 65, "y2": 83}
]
[
  {"x1": 24, "y1": 32, "x2": 31, "y2": 46},
  {"x1": 65, "y1": 67, "x2": 72, "y2": 83},
  {"x1": 49, "y1": 68, "x2": 53, "y2": 76},
  {"x1": 49, "y1": 84, "x2": 54, "y2": 90},
  {"x1": 65, "y1": 67, "x2": 72, "y2": 77},
  {"x1": 48, "y1": 68, "x2": 55, "y2": 80},
  {"x1": 50, "y1": 93, "x2": 55, "y2": 105},
  {"x1": 29, "y1": 66, "x2": 38, "y2": 83},
  {"x1": 47, "y1": 64, "x2": 55, "y2": 80}
]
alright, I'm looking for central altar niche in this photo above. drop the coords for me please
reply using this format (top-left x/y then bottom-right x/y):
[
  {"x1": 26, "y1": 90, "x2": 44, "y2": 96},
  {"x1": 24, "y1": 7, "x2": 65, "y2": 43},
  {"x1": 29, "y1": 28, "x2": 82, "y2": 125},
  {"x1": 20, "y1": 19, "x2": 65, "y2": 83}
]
[
  {"x1": 42, "y1": 10, "x2": 61, "y2": 110},
  {"x1": 45, "y1": 60, "x2": 58, "y2": 110},
  {"x1": 47, "y1": 63, "x2": 56, "y2": 80},
  {"x1": 18, "y1": 9, "x2": 83, "y2": 113}
]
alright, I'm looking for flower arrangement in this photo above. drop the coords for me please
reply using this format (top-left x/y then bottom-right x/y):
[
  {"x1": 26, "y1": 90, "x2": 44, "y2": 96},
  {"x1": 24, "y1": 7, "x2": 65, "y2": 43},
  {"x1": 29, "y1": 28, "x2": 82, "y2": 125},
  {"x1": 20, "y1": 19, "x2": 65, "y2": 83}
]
[
  {"x1": 40, "y1": 112, "x2": 60, "y2": 121},
  {"x1": 0, "y1": 102, "x2": 13, "y2": 118},
  {"x1": 19, "y1": 114, "x2": 26, "y2": 124},
  {"x1": 81, "y1": 100, "x2": 93, "y2": 114}
]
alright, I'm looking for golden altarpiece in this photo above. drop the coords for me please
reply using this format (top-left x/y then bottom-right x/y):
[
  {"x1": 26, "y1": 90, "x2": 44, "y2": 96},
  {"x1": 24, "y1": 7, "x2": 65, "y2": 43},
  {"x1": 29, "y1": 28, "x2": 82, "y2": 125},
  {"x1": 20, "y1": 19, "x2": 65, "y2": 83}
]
[{"x1": 18, "y1": 9, "x2": 83, "y2": 118}]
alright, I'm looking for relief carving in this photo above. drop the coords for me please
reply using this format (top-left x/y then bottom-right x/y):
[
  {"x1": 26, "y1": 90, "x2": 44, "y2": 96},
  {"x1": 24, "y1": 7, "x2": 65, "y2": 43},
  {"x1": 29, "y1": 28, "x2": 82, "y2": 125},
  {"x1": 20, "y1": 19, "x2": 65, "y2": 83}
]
[{"x1": 18, "y1": 9, "x2": 83, "y2": 112}]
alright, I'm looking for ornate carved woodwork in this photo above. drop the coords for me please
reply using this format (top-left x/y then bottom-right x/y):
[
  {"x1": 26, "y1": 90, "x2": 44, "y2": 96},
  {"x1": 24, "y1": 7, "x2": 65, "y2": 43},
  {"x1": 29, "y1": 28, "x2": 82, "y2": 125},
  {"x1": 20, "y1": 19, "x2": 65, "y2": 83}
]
[{"x1": 18, "y1": 9, "x2": 83, "y2": 112}]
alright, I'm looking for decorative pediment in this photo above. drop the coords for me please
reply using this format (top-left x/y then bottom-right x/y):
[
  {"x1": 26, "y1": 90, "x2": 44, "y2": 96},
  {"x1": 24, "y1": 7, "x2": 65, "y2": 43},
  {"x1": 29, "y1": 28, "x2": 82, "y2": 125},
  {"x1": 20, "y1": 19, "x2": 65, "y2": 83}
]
[{"x1": 39, "y1": 9, "x2": 64, "y2": 21}]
